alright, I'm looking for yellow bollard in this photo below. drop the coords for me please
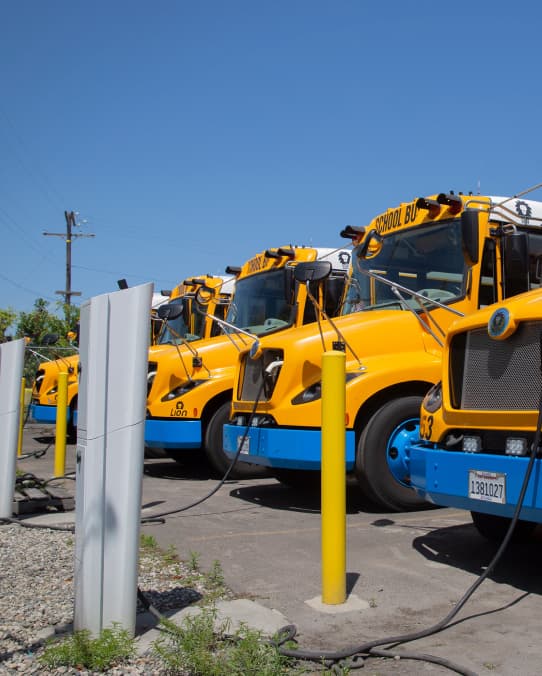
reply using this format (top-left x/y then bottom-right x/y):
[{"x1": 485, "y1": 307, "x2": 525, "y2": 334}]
[
  {"x1": 17, "y1": 377, "x2": 26, "y2": 457},
  {"x1": 54, "y1": 371, "x2": 68, "y2": 477},
  {"x1": 321, "y1": 350, "x2": 346, "y2": 605}
]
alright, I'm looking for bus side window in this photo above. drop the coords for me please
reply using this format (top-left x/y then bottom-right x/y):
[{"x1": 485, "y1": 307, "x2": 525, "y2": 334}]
[
  {"x1": 323, "y1": 275, "x2": 346, "y2": 317},
  {"x1": 478, "y1": 239, "x2": 497, "y2": 308},
  {"x1": 210, "y1": 303, "x2": 228, "y2": 337}
]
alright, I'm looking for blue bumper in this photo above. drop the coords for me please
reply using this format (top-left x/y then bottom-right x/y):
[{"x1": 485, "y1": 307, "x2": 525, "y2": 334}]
[
  {"x1": 30, "y1": 403, "x2": 60, "y2": 425},
  {"x1": 410, "y1": 444, "x2": 542, "y2": 523},
  {"x1": 223, "y1": 423, "x2": 356, "y2": 470},
  {"x1": 145, "y1": 418, "x2": 202, "y2": 449},
  {"x1": 29, "y1": 404, "x2": 76, "y2": 426}
]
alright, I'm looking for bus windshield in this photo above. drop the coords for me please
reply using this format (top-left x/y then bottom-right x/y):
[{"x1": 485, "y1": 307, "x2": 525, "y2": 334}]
[
  {"x1": 342, "y1": 220, "x2": 467, "y2": 314},
  {"x1": 157, "y1": 296, "x2": 206, "y2": 344},
  {"x1": 225, "y1": 268, "x2": 295, "y2": 335}
]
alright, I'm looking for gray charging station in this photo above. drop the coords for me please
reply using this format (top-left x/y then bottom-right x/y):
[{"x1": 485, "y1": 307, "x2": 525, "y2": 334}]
[
  {"x1": 0, "y1": 338, "x2": 25, "y2": 519},
  {"x1": 74, "y1": 283, "x2": 152, "y2": 636}
]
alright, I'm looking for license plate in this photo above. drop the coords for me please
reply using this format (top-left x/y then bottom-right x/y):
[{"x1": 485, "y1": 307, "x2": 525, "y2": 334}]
[
  {"x1": 468, "y1": 470, "x2": 506, "y2": 504},
  {"x1": 237, "y1": 435, "x2": 250, "y2": 455}
]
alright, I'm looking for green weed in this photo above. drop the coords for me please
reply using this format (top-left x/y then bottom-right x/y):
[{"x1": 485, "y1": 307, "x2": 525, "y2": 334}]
[
  {"x1": 163, "y1": 543, "x2": 178, "y2": 565},
  {"x1": 140, "y1": 533, "x2": 158, "y2": 550},
  {"x1": 188, "y1": 549, "x2": 201, "y2": 571},
  {"x1": 39, "y1": 623, "x2": 135, "y2": 671},
  {"x1": 152, "y1": 606, "x2": 299, "y2": 675}
]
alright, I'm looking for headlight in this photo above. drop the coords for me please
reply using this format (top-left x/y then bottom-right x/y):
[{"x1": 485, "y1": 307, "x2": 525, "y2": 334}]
[
  {"x1": 161, "y1": 379, "x2": 206, "y2": 402},
  {"x1": 291, "y1": 382, "x2": 321, "y2": 405},
  {"x1": 423, "y1": 382, "x2": 442, "y2": 413},
  {"x1": 291, "y1": 372, "x2": 362, "y2": 405}
]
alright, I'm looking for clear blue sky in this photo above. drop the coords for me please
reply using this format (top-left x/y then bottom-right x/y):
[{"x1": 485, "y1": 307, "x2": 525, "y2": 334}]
[{"x1": 2, "y1": 0, "x2": 541, "y2": 315}]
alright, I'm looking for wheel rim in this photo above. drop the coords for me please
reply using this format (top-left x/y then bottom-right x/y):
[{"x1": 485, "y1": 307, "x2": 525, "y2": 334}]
[{"x1": 386, "y1": 416, "x2": 419, "y2": 487}]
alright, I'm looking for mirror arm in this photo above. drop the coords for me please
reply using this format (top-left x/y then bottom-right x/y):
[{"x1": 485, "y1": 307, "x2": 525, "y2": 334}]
[{"x1": 304, "y1": 282, "x2": 364, "y2": 368}]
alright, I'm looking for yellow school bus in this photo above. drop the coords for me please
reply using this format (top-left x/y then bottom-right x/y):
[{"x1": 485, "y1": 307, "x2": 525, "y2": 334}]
[
  {"x1": 144, "y1": 246, "x2": 352, "y2": 476},
  {"x1": 223, "y1": 190, "x2": 542, "y2": 510},
  {"x1": 29, "y1": 274, "x2": 234, "y2": 436},
  {"x1": 410, "y1": 282, "x2": 542, "y2": 540}
]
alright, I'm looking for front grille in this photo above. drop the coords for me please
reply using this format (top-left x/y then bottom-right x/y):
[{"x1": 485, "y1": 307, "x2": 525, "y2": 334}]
[
  {"x1": 450, "y1": 321, "x2": 542, "y2": 410},
  {"x1": 239, "y1": 349, "x2": 283, "y2": 402}
]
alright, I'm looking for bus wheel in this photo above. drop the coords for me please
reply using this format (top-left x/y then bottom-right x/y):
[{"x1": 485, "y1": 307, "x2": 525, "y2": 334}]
[
  {"x1": 355, "y1": 396, "x2": 429, "y2": 511},
  {"x1": 204, "y1": 402, "x2": 269, "y2": 479},
  {"x1": 470, "y1": 511, "x2": 537, "y2": 543}
]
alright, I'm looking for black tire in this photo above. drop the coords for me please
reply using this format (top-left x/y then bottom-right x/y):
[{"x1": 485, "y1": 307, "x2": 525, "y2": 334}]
[
  {"x1": 470, "y1": 511, "x2": 537, "y2": 543},
  {"x1": 273, "y1": 469, "x2": 321, "y2": 492},
  {"x1": 204, "y1": 401, "x2": 268, "y2": 479},
  {"x1": 355, "y1": 396, "x2": 429, "y2": 511}
]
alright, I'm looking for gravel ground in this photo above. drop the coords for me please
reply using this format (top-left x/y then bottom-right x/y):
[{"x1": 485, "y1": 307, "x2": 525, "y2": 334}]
[{"x1": 0, "y1": 522, "x2": 228, "y2": 675}]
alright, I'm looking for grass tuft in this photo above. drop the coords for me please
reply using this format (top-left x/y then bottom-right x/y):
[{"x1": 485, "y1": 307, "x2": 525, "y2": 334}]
[{"x1": 39, "y1": 623, "x2": 135, "y2": 671}]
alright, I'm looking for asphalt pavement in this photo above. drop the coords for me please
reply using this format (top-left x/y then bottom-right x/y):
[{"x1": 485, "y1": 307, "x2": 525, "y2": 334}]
[{"x1": 12, "y1": 423, "x2": 542, "y2": 675}]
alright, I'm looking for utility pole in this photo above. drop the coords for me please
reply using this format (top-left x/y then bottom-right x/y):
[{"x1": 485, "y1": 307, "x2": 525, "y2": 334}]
[{"x1": 43, "y1": 211, "x2": 95, "y2": 305}]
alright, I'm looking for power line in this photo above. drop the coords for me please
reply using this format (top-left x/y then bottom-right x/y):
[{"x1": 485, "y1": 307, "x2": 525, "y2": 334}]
[
  {"x1": 43, "y1": 211, "x2": 95, "y2": 305},
  {"x1": 71, "y1": 262, "x2": 176, "y2": 285},
  {"x1": 0, "y1": 206, "x2": 60, "y2": 264},
  {"x1": 0, "y1": 106, "x2": 66, "y2": 209},
  {"x1": 0, "y1": 270, "x2": 57, "y2": 303}
]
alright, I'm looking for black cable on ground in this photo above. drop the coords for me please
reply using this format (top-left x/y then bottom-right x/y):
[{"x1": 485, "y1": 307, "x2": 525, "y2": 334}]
[
  {"x1": 140, "y1": 382, "x2": 265, "y2": 523},
  {"x1": 17, "y1": 448, "x2": 48, "y2": 460},
  {"x1": 137, "y1": 587, "x2": 164, "y2": 623}
]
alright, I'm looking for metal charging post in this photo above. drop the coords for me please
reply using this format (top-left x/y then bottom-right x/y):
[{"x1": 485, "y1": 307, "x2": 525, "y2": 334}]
[
  {"x1": 0, "y1": 339, "x2": 25, "y2": 518},
  {"x1": 321, "y1": 349, "x2": 346, "y2": 604},
  {"x1": 74, "y1": 283, "x2": 152, "y2": 637}
]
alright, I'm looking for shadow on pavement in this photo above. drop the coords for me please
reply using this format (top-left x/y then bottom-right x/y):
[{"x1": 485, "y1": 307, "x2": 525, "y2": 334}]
[
  {"x1": 143, "y1": 457, "x2": 213, "y2": 481},
  {"x1": 228, "y1": 480, "x2": 389, "y2": 515},
  {"x1": 413, "y1": 522, "x2": 542, "y2": 595}
]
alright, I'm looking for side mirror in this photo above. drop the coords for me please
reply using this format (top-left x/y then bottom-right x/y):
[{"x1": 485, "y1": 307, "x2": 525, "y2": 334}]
[
  {"x1": 157, "y1": 303, "x2": 184, "y2": 320},
  {"x1": 461, "y1": 209, "x2": 479, "y2": 266},
  {"x1": 294, "y1": 260, "x2": 332, "y2": 283},
  {"x1": 503, "y1": 231, "x2": 529, "y2": 298},
  {"x1": 195, "y1": 285, "x2": 216, "y2": 306},
  {"x1": 41, "y1": 333, "x2": 59, "y2": 346},
  {"x1": 358, "y1": 231, "x2": 384, "y2": 259}
]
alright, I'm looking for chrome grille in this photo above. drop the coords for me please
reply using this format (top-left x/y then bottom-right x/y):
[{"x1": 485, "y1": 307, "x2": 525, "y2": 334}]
[
  {"x1": 455, "y1": 322, "x2": 542, "y2": 410},
  {"x1": 239, "y1": 349, "x2": 283, "y2": 402}
]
